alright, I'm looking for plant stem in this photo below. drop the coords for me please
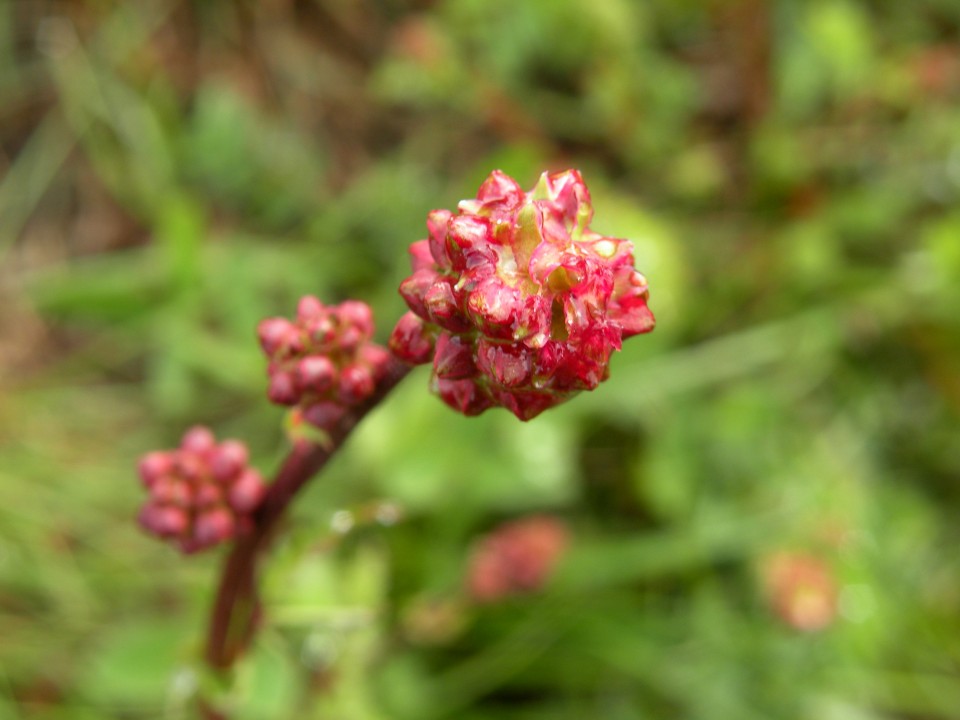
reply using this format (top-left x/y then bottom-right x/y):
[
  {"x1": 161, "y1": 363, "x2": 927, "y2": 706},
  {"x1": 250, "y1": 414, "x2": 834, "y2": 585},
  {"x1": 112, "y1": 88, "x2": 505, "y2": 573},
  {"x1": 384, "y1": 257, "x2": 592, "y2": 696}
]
[{"x1": 204, "y1": 358, "x2": 411, "y2": 670}]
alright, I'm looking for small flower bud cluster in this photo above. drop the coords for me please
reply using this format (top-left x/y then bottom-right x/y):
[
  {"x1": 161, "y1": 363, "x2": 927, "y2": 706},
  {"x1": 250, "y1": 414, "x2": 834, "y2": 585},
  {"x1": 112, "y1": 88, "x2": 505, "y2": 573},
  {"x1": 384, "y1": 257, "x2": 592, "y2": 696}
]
[
  {"x1": 467, "y1": 515, "x2": 569, "y2": 603},
  {"x1": 138, "y1": 427, "x2": 267, "y2": 554},
  {"x1": 390, "y1": 169, "x2": 655, "y2": 421},
  {"x1": 258, "y1": 297, "x2": 392, "y2": 430}
]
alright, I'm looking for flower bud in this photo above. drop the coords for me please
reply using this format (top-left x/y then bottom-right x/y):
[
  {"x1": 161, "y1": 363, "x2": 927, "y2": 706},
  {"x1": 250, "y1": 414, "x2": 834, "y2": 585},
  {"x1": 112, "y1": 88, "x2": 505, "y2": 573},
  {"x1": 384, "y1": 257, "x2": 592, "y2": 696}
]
[
  {"x1": 467, "y1": 515, "x2": 569, "y2": 602},
  {"x1": 138, "y1": 451, "x2": 172, "y2": 488},
  {"x1": 391, "y1": 169, "x2": 654, "y2": 420},
  {"x1": 257, "y1": 317, "x2": 300, "y2": 356},
  {"x1": 228, "y1": 469, "x2": 267, "y2": 513},
  {"x1": 136, "y1": 429, "x2": 266, "y2": 554},
  {"x1": 268, "y1": 371, "x2": 299, "y2": 406},
  {"x1": 192, "y1": 508, "x2": 236, "y2": 550},
  {"x1": 297, "y1": 295, "x2": 325, "y2": 322},
  {"x1": 259, "y1": 296, "x2": 389, "y2": 423},
  {"x1": 432, "y1": 334, "x2": 477, "y2": 380},
  {"x1": 389, "y1": 312, "x2": 435, "y2": 365},
  {"x1": 139, "y1": 503, "x2": 189, "y2": 538},
  {"x1": 209, "y1": 440, "x2": 249, "y2": 483},
  {"x1": 181, "y1": 426, "x2": 216, "y2": 455},
  {"x1": 296, "y1": 356, "x2": 337, "y2": 394},
  {"x1": 338, "y1": 364, "x2": 374, "y2": 404}
]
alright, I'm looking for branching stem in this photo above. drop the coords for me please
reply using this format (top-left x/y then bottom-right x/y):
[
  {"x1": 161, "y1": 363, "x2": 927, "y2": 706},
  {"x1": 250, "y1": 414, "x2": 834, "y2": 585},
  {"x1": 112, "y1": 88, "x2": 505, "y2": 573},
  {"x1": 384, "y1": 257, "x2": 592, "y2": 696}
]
[{"x1": 204, "y1": 358, "x2": 411, "y2": 670}]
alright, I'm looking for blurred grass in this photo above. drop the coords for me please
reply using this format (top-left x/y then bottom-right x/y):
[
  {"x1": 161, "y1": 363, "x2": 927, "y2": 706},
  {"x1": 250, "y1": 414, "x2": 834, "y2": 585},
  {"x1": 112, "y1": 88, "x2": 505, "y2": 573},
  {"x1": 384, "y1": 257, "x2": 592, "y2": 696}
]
[{"x1": 1, "y1": 0, "x2": 960, "y2": 718}]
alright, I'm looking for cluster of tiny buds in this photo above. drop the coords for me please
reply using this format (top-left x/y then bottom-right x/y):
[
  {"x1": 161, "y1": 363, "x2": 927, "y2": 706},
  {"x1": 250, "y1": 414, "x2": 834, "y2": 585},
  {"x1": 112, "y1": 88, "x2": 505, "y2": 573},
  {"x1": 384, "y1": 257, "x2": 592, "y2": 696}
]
[
  {"x1": 138, "y1": 427, "x2": 267, "y2": 554},
  {"x1": 466, "y1": 515, "x2": 569, "y2": 603},
  {"x1": 257, "y1": 297, "x2": 392, "y2": 431}
]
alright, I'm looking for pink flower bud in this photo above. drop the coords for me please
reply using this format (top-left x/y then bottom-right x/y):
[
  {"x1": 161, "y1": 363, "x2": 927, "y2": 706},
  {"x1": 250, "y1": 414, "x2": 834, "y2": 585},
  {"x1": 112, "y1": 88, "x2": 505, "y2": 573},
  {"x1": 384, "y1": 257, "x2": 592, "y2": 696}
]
[
  {"x1": 475, "y1": 169, "x2": 524, "y2": 210},
  {"x1": 137, "y1": 431, "x2": 267, "y2": 554},
  {"x1": 338, "y1": 364, "x2": 374, "y2": 404},
  {"x1": 337, "y1": 300, "x2": 375, "y2": 340},
  {"x1": 395, "y1": 169, "x2": 655, "y2": 420},
  {"x1": 258, "y1": 317, "x2": 300, "y2": 356},
  {"x1": 151, "y1": 477, "x2": 193, "y2": 506},
  {"x1": 268, "y1": 371, "x2": 300, "y2": 405},
  {"x1": 467, "y1": 515, "x2": 569, "y2": 602},
  {"x1": 193, "y1": 508, "x2": 236, "y2": 549},
  {"x1": 399, "y1": 268, "x2": 439, "y2": 318},
  {"x1": 297, "y1": 295, "x2": 325, "y2": 322},
  {"x1": 432, "y1": 334, "x2": 477, "y2": 380},
  {"x1": 360, "y1": 344, "x2": 392, "y2": 380},
  {"x1": 337, "y1": 325, "x2": 364, "y2": 353},
  {"x1": 476, "y1": 339, "x2": 532, "y2": 388},
  {"x1": 228, "y1": 469, "x2": 266, "y2": 513},
  {"x1": 423, "y1": 277, "x2": 471, "y2": 333},
  {"x1": 296, "y1": 355, "x2": 337, "y2": 394},
  {"x1": 173, "y1": 453, "x2": 205, "y2": 482},
  {"x1": 138, "y1": 451, "x2": 172, "y2": 488},
  {"x1": 138, "y1": 503, "x2": 189, "y2": 538},
  {"x1": 209, "y1": 440, "x2": 249, "y2": 483},
  {"x1": 389, "y1": 312, "x2": 435, "y2": 365},
  {"x1": 194, "y1": 482, "x2": 223, "y2": 508},
  {"x1": 408, "y1": 240, "x2": 435, "y2": 272},
  {"x1": 426, "y1": 209, "x2": 453, "y2": 268},
  {"x1": 433, "y1": 377, "x2": 493, "y2": 417},
  {"x1": 181, "y1": 426, "x2": 216, "y2": 455},
  {"x1": 258, "y1": 297, "x2": 390, "y2": 421},
  {"x1": 306, "y1": 315, "x2": 337, "y2": 345}
]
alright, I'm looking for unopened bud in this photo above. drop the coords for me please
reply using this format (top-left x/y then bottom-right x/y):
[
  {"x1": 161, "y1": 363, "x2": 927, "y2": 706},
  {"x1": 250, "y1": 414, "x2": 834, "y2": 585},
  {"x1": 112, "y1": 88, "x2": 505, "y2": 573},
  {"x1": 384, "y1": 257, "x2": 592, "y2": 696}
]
[
  {"x1": 228, "y1": 469, "x2": 267, "y2": 513},
  {"x1": 209, "y1": 440, "x2": 249, "y2": 483},
  {"x1": 389, "y1": 312, "x2": 435, "y2": 365},
  {"x1": 296, "y1": 356, "x2": 337, "y2": 394},
  {"x1": 181, "y1": 426, "x2": 216, "y2": 455},
  {"x1": 393, "y1": 169, "x2": 655, "y2": 420},
  {"x1": 297, "y1": 295, "x2": 325, "y2": 322},
  {"x1": 268, "y1": 371, "x2": 299, "y2": 405},
  {"x1": 139, "y1": 503, "x2": 189, "y2": 538},
  {"x1": 338, "y1": 364, "x2": 374, "y2": 404},
  {"x1": 258, "y1": 317, "x2": 300, "y2": 356},
  {"x1": 138, "y1": 451, "x2": 172, "y2": 488},
  {"x1": 193, "y1": 508, "x2": 236, "y2": 549}
]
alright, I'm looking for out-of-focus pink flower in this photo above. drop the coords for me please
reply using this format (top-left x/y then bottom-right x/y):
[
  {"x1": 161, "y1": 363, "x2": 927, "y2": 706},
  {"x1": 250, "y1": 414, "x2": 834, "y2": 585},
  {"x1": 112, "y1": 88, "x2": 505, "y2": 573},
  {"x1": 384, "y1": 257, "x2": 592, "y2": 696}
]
[
  {"x1": 761, "y1": 551, "x2": 838, "y2": 632},
  {"x1": 137, "y1": 427, "x2": 267, "y2": 554},
  {"x1": 390, "y1": 169, "x2": 654, "y2": 420},
  {"x1": 466, "y1": 515, "x2": 569, "y2": 602},
  {"x1": 258, "y1": 297, "x2": 392, "y2": 430}
]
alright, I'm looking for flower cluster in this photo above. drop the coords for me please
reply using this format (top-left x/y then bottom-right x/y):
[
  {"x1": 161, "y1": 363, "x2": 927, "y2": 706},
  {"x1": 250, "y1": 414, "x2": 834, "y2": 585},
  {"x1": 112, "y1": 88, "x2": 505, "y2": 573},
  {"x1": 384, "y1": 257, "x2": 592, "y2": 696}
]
[
  {"x1": 390, "y1": 169, "x2": 654, "y2": 420},
  {"x1": 138, "y1": 427, "x2": 267, "y2": 554},
  {"x1": 258, "y1": 297, "x2": 392, "y2": 430},
  {"x1": 466, "y1": 515, "x2": 569, "y2": 602}
]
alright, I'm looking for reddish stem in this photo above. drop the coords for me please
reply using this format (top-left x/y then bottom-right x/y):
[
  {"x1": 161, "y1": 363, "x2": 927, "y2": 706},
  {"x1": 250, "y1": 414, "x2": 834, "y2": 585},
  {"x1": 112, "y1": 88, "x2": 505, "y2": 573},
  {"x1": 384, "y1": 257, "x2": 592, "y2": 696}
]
[{"x1": 205, "y1": 358, "x2": 411, "y2": 670}]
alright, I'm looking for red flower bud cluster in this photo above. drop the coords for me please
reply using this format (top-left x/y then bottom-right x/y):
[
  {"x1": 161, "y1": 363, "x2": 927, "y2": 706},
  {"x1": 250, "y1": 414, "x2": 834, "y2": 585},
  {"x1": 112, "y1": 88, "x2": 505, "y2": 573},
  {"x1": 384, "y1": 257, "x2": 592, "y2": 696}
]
[
  {"x1": 467, "y1": 515, "x2": 569, "y2": 603},
  {"x1": 258, "y1": 297, "x2": 392, "y2": 430},
  {"x1": 138, "y1": 427, "x2": 267, "y2": 554},
  {"x1": 390, "y1": 169, "x2": 655, "y2": 420}
]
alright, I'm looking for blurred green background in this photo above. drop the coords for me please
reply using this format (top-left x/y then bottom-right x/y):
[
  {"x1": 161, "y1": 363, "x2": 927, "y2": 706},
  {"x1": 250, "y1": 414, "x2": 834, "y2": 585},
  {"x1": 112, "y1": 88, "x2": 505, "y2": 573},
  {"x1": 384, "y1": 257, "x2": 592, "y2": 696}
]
[{"x1": 2, "y1": 0, "x2": 960, "y2": 717}]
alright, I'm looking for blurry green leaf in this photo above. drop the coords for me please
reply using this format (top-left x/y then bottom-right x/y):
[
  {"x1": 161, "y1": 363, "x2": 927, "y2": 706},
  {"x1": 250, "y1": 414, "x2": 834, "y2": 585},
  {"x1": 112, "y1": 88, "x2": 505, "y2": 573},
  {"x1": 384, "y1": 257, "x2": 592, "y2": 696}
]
[
  {"x1": 27, "y1": 248, "x2": 161, "y2": 322},
  {"x1": 155, "y1": 193, "x2": 205, "y2": 292},
  {"x1": 234, "y1": 640, "x2": 300, "y2": 720},
  {"x1": 80, "y1": 620, "x2": 190, "y2": 709}
]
